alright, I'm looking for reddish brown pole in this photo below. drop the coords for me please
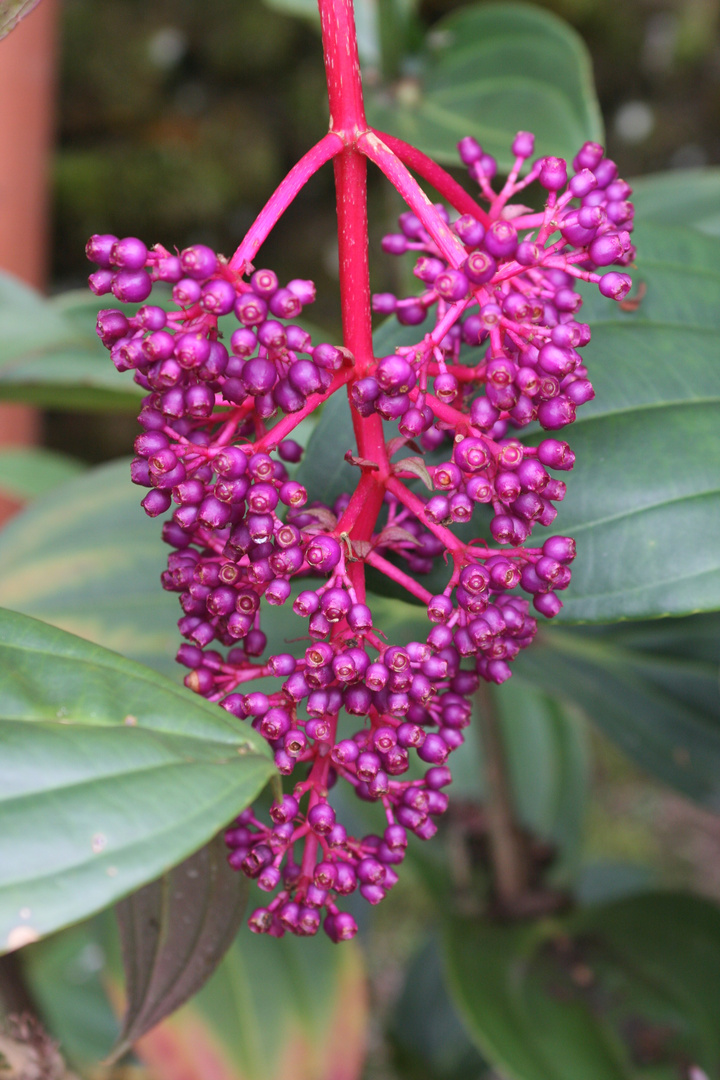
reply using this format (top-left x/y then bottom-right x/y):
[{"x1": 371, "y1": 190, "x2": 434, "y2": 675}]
[{"x1": 0, "y1": 0, "x2": 57, "y2": 520}]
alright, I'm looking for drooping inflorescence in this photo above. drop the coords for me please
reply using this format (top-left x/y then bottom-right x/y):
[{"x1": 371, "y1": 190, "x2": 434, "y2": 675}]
[{"x1": 88, "y1": 132, "x2": 633, "y2": 941}]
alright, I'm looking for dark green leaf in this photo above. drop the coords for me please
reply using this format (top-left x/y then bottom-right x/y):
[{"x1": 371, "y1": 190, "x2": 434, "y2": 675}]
[
  {"x1": 0, "y1": 608, "x2": 273, "y2": 953},
  {"x1": 366, "y1": 1, "x2": 603, "y2": 170},
  {"x1": 541, "y1": 222, "x2": 720, "y2": 622},
  {"x1": 390, "y1": 936, "x2": 490, "y2": 1080},
  {"x1": 0, "y1": 448, "x2": 84, "y2": 501},
  {"x1": 516, "y1": 613, "x2": 720, "y2": 810},
  {"x1": 0, "y1": 0, "x2": 41, "y2": 39},
  {"x1": 0, "y1": 458, "x2": 179, "y2": 678},
  {"x1": 444, "y1": 892, "x2": 720, "y2": 1080},
  {"x1": 630, "y1": 168, "x2": 720, "y2": 237},
  {"x1": 296, "y1": 391, "x2": 358, "y2": 505},
  {"x1": 113, "y1": 834, "x2": 249, "y2": 1059}
]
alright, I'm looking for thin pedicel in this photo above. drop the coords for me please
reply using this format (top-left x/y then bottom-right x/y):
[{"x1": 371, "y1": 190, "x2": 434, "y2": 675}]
[{"x1": 86, "y1": 0, "x2": 634, "y2": 941}]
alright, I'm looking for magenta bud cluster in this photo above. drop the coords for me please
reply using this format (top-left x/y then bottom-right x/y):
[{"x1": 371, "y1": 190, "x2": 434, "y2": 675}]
[{"x1": 88, "y1": 132, "x2": 633, "y2": 942}]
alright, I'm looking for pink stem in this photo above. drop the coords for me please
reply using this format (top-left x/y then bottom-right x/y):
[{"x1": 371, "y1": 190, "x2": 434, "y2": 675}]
[
  {"x1": 365, "y1": 550, "x2": 433, "y2": 604},
  {"x1": 255, "y1": 367, "x2": 353, "y2": 453},
  {"x1": 372, "y1": 129, "x2": 490, "y2": 226},
  {"x1": 229, "y1": 132, "x2": 343, "y2": 271},
  {"x1": 358, "y1": 130, "x2": 467, "y2": 268}
]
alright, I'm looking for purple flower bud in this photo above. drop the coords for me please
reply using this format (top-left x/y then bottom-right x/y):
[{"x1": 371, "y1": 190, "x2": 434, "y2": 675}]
[
  {"x1": 180, "y1": 244, "x2": 218, "y2": 280},
  {"x1": 201, "y1": 277, "x2": 236, "y2": 315},
  {"x1": 598, "y1": 271, "x2": 632, "y2": 300},
  {"x1": 435, "y1": 268, "x2": 470, "y2": 301},
  {"x1": 458, "y1": 136, "x2": 483, "y2": 164},
  {"x1": 464, "y1": 250, "x2": 496, "y2": 285},
  {"x1": 306, "y1": 534, "x2": 341, "y2": 572},
  {"x1": 512, "y1": 131, "x2": 535, "y2": 158},
  {"x1": 539, "y1": 156, "x2": 568, "y2": 191},
  {"x1": 484, "y1": 220, "x2": 518, "y2": 259},
  {"x1": 308, "y1": 802, "x2": 336, "y2": 835},
  {"x1": 112, "y1": 270, "x2": 152, "y2": 303}
]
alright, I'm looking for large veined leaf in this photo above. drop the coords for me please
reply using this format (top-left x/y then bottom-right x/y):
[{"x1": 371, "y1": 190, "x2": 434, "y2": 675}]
[
  {"x1": 113, "y1": 834, "x2": 249, "y2": 1057},
  {"x1": 630, "y1": 168, "x2": 720, "y2": 237},
  {"x1": 24, "y1": 916, "x2": 368, "y2": 1080},
  {"x1": 0, "y1": 458, "x2": 179, "y2": 678},
  {"x1": 366, "y1": 2, "x2": 603, "y2": 170},
  {"x1": 0, "y1": 608, "x2": 274, "y2": 953},
  {"x1": 444, "y1": 892, "x2": 720, "y2": 1080},
  {"x1": 0, "y1": 273, "x2": 143, "y2": 412}
]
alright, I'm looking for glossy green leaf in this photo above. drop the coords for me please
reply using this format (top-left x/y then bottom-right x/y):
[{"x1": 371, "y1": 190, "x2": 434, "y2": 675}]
[
  {"x1": 515, "y1": 613, "x2": 720, "y2": 810},
  {"x1": 367, "y1": 1, "x2": 603, "y2": 169},
  {"x1": 0, "y1": 608, "x2": 273, "y2": 953},
  {"x1": 113, "y1": 834, "x2": 249, "y2": 1058},
  {"x1": 534, "y1": 221, "x2": 720, "y2": 622},
  {"x1": 0, "y1": 0, "x2": 42, "y2": 39},
  {"x1": 0, "y1": 458, "x2": 179, "y2": 678},
  {"x1": 444, "y1": 892, "x2": 720, "y2": 1080},
  {"x1": 0, "y1": 448, "x2": 84, "y2": 501},
  {"x1": 630, "y1": 168, "x2": 720, "y2": 236}
]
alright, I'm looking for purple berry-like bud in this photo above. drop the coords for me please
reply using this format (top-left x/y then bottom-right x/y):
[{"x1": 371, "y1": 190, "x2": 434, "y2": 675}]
[
  {"x1": 111, "y1": 237, "x2": 148, "y2": 271},
  {"x1": 180, "y1": 244, "x2": 218, "y2": 280},
  {"x1": 287, "y1": 278, "x2": 316, "y2": 305},
  {"x1": 435, "y1": 268, "x2": 470, "y2": 302},
  {"x1": 235, "y1": 292, "x2": 268, "y2": 326},
  {"x1": 86, "y1": 233, "x2": 118, "y2": 267},
  {"x1": 453, "y1": 213, "x2": 486, "y2": 247},
  {"x1": 308, "y1": 802, "x2": 336, "y2": 835},
  {"x1": 537, "y1": 438, "x2": 575, "y2": 470},
  {"x1": 539, "y1": 157, "x2": 568, "y2": 191},
  {"x1": 533, "y1": 591, "x2": 563, "y2": 618},
  {"x1": 512, "y1": 131, "x2": 535, "y2": 158},
  {"x1": 173, "y1": 277, "x2": 202, "y2": 306},
  {"x1": 112, "y1": 270, "x2": 152, "y2": 303},
  {"x1": 417, "y1": 733, "x2": 449, "y2": 765},
  {"x1": 458, "y1": 136, "x2": 483, "y2": 164},
  {"x1": 537, "y1": 396, "x2": 576, "y2": 430},
  {"x1": 454, "y1": 435, "x2": 491, "y2": 472},
  {"x1": 484, "y1": 220, "x2": 518, "y2": 259},
  {"x1": 464, "y1": 250, "x2": 497, "y2": 285},
  {"x1": 589, "y1": 234, "x2": 625, "y2": 266},
  {"x1": 88, "y1": 269, "x2": 113, "y2": 295},
  {"x1": 306, "y1": 535, "x2": 341, "y2": 573},
  {"x1": 373, "y1": 292, "x2": 398, "y2": 314},
  {"x1": 598, "y1": 271, "x2": 632, "y2": 300},
  {"x1": 542, "y1": 535, "x2": 576, "y2": 563},
  {"x1": 201, "y1": 278, "x2": 236, "y2": 315}
]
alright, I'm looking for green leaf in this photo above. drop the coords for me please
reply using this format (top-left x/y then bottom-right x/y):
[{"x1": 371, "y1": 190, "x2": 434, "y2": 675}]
[
  {"x1": 26, "y1": 914, "x2": 368, "y2": 1080},
  {"x1": 390, "y1": 936, "x2": 490, "y2": 1080},
  {"x1": 630, "y1": 168, "x2": 720, "y2": 237},
  {"x1": 366, "y1": 1, "x2": 603, "y2": 170},
  {"x1": 0, "y1": 0, "x2": 42, "y2": 41},
  {"x1": 491, "y1": 680, "x2": 588, "y2": 885},
  {"x1": 296, "y1": 391, "x2": 358, "y2": 506},
  {"x1": 0, "y1": 458, "x2": 179, "y2": 678},
  {"x1": 444, "y1": 892, "x2": 720, "y2": 1080},
  {"x1": 515, "y1": 613, "x2": 720, "y2": 810},
  {"x1": 0, "y1": 272, "x2": 144, "y2": 413},
  {"x1": 113, "y1": 834, "x2": 249, "y2": 1058},
  {"x1": 0, "y1": 448, "x2": 85, "y2": 501},
  {"x1": 539, "y1": 221, "x2": 720, "y2": 622},
  {"x1": 0, "y1": 608, "x2": 273, "y2": 953}
]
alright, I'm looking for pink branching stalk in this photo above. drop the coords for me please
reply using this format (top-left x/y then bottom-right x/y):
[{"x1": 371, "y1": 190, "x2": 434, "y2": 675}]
[{"x1": 86, "y1": 0, "x2": 635, "y2": 941}]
